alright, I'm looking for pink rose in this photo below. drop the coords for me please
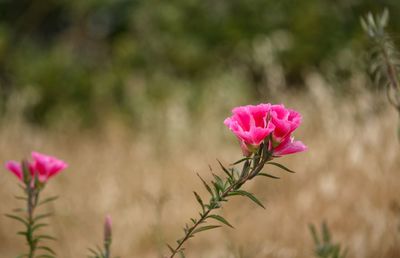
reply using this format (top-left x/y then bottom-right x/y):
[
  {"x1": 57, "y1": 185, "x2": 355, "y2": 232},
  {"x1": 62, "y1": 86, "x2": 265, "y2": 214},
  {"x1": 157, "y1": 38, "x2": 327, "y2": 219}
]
[
  {"x1": 5, "y1": 151, "x2": 68, "y2": 184},
  {"x1": 224, "y1": 104, "x2": 275, "y2": 156}
]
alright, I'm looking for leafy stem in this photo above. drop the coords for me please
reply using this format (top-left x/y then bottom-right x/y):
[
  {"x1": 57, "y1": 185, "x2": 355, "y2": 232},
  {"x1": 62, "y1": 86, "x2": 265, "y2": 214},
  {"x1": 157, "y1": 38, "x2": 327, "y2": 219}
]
[
  {"x1": 88, "y1": 215, "x2": 114, "y2": 258},
  {"x1": 6, "y1": 161, "x2": 57, "y2": 258},
  {"x1": 361, "y1": 9, "x2": 400, "y2": 112},
  {"x1": 27, "y1": 185, "x2": 40, "y2": 258},
  {"x1": 167, "y1": 140, "x2": 290, "y2": 258}
]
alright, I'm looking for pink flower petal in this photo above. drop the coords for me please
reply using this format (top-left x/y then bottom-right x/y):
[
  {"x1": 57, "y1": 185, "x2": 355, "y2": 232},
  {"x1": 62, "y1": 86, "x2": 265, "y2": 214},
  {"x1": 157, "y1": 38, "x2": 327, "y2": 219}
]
[
  {"x1": 273, "y1": 137, "x2": 307, "y2": 156},
  {"x1": 231, "y1": 107, "x2": 252, "y2": 131},
  {"x1": 31, "y1": 151, "x2": 67, "y2": 182},
  {"x1": 5, "y1": 161, "x2": 23, "y2": 181}
]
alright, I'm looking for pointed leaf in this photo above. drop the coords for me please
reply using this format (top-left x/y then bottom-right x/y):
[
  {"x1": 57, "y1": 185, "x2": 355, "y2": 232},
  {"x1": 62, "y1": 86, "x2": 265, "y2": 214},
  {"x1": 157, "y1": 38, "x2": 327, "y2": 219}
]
[
  {"x1": 258, "y1": 173, "x2": 280, "y2": 179},
  {"x1": 12, "y1": 208, "x2": 26, "y2": 213},
  {"x1": 32, "y1": 223, "x2": 48, "y2": 232},
  {"x1": 33, "y1": 213, "x2": 53, "y2": 223},
  {"x1": 212, "y1": 173, "x2": 224, "y2": 187},
  {"x1": 322, "y1": 221, "x2": 331, "y2": 243},
  {"x1": 37, "y1": 246, "x2": 56, "y2": 255},
  {"x1": 231, "y1": 157, "x2": 252, "y2": 165},
  {"x1": 197, "y1": 173, "x2": 213, "y2": 196},
  {"x1": 35, "y1": 235, "x2": 57, "y2": 241},
  {"x1": 38, "y1": 196, "x2": 59, "y2": 206},
  {"x1": 207, "y1": 214, "x2": 234, "y2": 228},
  {"x1": 193, "y1": 192, "x2": 204, "y2": 212},
  {"x1": 267, "y1": 162, "x2": 295, "y2": 173},
  {"x1": 217, "y1": 160, "x2": 232, "y2": 179},
  {"x1": 5, "y1": 214, "x2": 29, "y2": 227},
  {"x1": 88, "y1": 247, "x2": 101, "y2": 257},
  {"x1": 240, "y1": 160, "x2": 251, "y2": 178},
  {"x1": 14, "y1": 196, "x2": 27, "y2": 201},
  {"x1": 309, "y1": 224, "x2": 320, "y2": 245},
  {"x1": 15, "y1": 255, "x2": 29, "y2": 258},
  {"x1": 228, "y1": 190, "x2": 265, "y2": 209},
  {"x1": 167, "y1": 244, "x2": 175, "y2": 254},
  {"x1": 192, "y1": 225, "x2": 221, "y2": 235}
]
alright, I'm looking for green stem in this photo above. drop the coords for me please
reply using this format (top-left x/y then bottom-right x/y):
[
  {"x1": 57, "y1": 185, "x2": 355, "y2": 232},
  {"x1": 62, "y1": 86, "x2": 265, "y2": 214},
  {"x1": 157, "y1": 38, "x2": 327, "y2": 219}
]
[
  {"x1": 168, "y1": 151, "x2": 271, "y2": 258},
  {"x1": 26, "y1": 186, "x2": 39, "y2": 258},
  {"x1": 380, "y1": 40, "x2": 400, "y2": 111},
  {"x1": 104, "y1": 241, "x2": 111, "y2": 258}
]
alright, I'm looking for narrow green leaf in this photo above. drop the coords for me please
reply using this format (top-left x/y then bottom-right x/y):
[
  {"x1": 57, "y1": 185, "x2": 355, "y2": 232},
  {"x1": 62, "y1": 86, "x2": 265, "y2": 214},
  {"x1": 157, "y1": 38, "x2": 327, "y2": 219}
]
[
  {"x1": 212, "y1": 173, "x2": 224, "y2": 187},
  {"x1": 240, "y1": 160, "x2": 251, "y2": 178},
  {"x1": 167, "y1": 244, "x2": 175, "y2": 254},
  {"x1": 207, "y1": 214, "x2": 234, "y2": 228},
  {"x1": 32, "y1": 223, "x2": 48, "y2": 232},
  {"x1": 5, "y1": 214, "x2": 29, "y2": 227},
  {"x1": 35, "y1": 235, "x2": 57, "y2": 241},
  {"x1": 217, "y1": 160, "x2": 232, "y2": 179},
  {"x1": 197, "y1": 173, "x2": 213, "y2": 196},
  {"x1": 95, "y1": 245, "x2": 105, "y2": 257},
  {"x1": 267, "y1": 162, "x2": 295, "y2": 173},
  {"x1": 88, "y1": 247, "x2": 101, "y2": 257},
  {"x1": 179, "y1": 250, "x2": 186, "y2": 258},
  {"x1": 192, "y1": 225, "x2": 221, "y2": 235},
  {"x1": 308, "y1": 224, "x2": 320, "y2": 245},
  {"x1": 212, "y1": 180, "x2": 222, "y2": 195},
  {"x1": 37, "y1": 246, "x2": 56, "y2": 255},
  {"x1": 253, "y1": 149, "x2": 261, "y2": 166},
  {"x1": 12, "y1": 208, "x2": 26, "y2": 213},
  {"x1": 258, "y1": 173, "x2": 280, "y2": 179},
  {"x1": 14, "y1": 196, "x2": 27, "y2": 201},
  {"x1": 228, "y1": 190, "x2": 265, "y2": 209},
  {"x1": 231, "y1": 157, "x2": 251, "y2": 165},
  {"x1": 38, "y1": 196, "x2": 59, "y2": 206},
  {"x1": 15, "y1": 255, "x2": 29, "y2": 258},
  {"x1": 322, "y1": 221, "x2": 331, "y2": 243},
  {"x1": 33, "y1": 213, "x2": 53, "y2": 223},
  {"x1": 193, "y1": 192, "x2": 204, "y2": 212}
]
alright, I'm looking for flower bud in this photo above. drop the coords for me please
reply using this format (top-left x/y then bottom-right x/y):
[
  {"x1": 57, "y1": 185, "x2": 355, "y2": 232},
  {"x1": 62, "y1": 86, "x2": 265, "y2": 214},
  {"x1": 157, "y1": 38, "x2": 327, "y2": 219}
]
[{"x1": 104, "y1": 215, "x2": 112, "y2": 244}]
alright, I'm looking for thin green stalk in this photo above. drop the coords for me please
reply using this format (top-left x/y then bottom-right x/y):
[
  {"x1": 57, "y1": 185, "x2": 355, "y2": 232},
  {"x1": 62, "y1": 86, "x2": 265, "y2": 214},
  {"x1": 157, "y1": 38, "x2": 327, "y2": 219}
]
[
  {"x1": 104, "y1": 240, "x2": 110, "y2": 258},
  {"x1": 27, "y1": 185, "x2": 39, "y2": 258},
  {"x1": 380, "y1": 41, "x2": 400, "y2": 111},
  {"x1": 168, "y1": 149, "x2": 271, "y2": 258}
]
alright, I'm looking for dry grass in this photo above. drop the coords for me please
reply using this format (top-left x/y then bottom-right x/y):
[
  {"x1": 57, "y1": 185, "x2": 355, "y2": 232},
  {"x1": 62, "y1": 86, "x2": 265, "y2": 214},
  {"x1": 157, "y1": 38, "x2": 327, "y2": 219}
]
[{"x1": 1, "y1": 75, "x2": 400, "y2": 258}]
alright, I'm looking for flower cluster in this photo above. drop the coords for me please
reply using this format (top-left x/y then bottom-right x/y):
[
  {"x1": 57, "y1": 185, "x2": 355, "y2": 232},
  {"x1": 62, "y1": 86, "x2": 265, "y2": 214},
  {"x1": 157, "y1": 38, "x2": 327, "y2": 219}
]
[
  {"x1": 224, "y1": 103, "x2": 307, "y2": 156},
  {"x1": 5, "y1": 151, "x2": 67, "y2": 184}
]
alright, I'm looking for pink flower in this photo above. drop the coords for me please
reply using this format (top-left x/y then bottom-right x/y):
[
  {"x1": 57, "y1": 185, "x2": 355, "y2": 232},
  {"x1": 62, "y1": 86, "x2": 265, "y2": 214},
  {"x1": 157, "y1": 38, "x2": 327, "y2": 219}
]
[
  {"x1": 269, "y1": 104, "x2": 302, "y2": 143},
  {"x1": 30, "y1": 152, "x2": 68, "y2": 182},
  {"x1": 5, "y1": 161, "x2": 23, "y2": 181},
  {"x1": 224, "y1": 104, "x2": 275, "y2": 156},
  {"x1": 5, "y1": 152, "x2": 67, "y2": 184},
  {"x1": 225, "y1": 103, "x2": 307, "y2": 157}
]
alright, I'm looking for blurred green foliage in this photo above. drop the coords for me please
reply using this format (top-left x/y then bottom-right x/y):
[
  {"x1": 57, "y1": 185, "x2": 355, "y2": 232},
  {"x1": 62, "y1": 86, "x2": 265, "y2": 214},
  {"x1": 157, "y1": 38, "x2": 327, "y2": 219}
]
[
  {"x1": 0, "y1": 0, "x2": 399, "y2": 126},
  {"x1": 310, "y1": 222, "x2": 347, "y2": 258}
]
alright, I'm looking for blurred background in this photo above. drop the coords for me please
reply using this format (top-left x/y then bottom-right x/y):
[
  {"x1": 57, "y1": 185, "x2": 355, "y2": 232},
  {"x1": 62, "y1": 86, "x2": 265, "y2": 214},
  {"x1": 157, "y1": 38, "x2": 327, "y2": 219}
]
[{"x1": 0, "y1": 0, "x2": 400, "y2": 257}]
